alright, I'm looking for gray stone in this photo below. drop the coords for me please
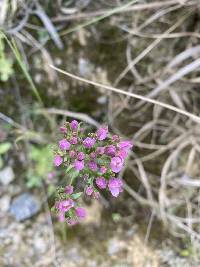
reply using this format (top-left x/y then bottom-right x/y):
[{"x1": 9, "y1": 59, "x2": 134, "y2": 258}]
[
  {"x1": 0, "y1": 195, "x2": 11, "y2": 212},
  {"x1": 10, "y1": 193, "x2": 40, "y2": 221},
  {"x1": 97, "y1": 95, "x2": 107, "y2": 105},
  {"x1": 0, "y1": 166, "x2": 15, "y2": 185},
  {"x1": 78, "y1": 58, "x2": 92, "y2": 77},
  {"x1": 65, "y1": 247, "x2": 84, "y2": 264},
  {"x1": 107, "y1": 238, "x2": 121, "y2": 256}
]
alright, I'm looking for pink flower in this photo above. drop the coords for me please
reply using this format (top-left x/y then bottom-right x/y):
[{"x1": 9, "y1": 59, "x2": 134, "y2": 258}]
[
  {"x1": 59, "y1": 139, "x2": 71, "y2": 150},
  {"x1": 67, "y1": 218, "x2": 78, "y2": 226},
  {"x1": 112, "y1": 135, "x2": 119, "y2": 142},
  {"x1": 100, "y1": 166, "x2": 107, "y2": 174},
  {"x1": 47, "y1": 171, "x2": 55, "y2": 180},
  {"x1": 110, "y1": 156, "x2": 124, "y2": 173},
  {"x1": 118, "y1": 140, "x2": 133, "y2": 151},
  {"x1": 75, "y1": 207, "x2": 86, "y2": 218},
  {"x1": 65, "y1": 185, "x2": 74, "y2": 194},
  {"x1": 74, "y1": 160, "x2": 84, "y2": 171},
  {"x1": 105, "y1": 145, "x2": 116, "y2": 157},
  {"x1": 77, "y1": 152, "x2": 85, "y2": 160},
  {"x1": 116, "y1": 150, "x2": 128, "y2": 160},
  {"x1": 93, "y1": 191, "x2": 100, "y2": 199},
  {"x1": 96, "y1": 177, "x2": 107, "y2": 189},
  {"x1": 88, "y1": 161, "x2": 98, "y2": 171},
  {"x1": 83, "y1": 137, "x2": 96, "y2": 148},
  {"x1": 60, "y1": 126, "x2": 67, "y2": 133},
  {"x1": 90, "y1": 152, "x2": 96, "y2": 159},
  {"x1": 108, "y1": 178, "x2": 123, "y2": 197},
  {"x1": 85, "y1": 186, "x2": 93, "y2": 196},
  {"x1": 70, "y1": 137, "x2": 78, "y2": 145},
  {"x1": 69, "y1": 150, "x2": 76, "y2": 158},
  {"x1": 58, "y1": 199, "x2": 74, "y2": 212},
  {"x1": 96, "y1": 147, "x2": 105, "y2": 155},
  {"x1": 97, "y1": 126, "x2": 108, "y2": 141},
  {"x1": 58, "y1": 212, "x2": 65, "y2": 222},
  {"x1": 54, "y1": 155, "x2": 63, "y2": 167},
  {"x1": 83, "y1": 174, "x2": 89, "y2": 181},
  {"x1": 70, "y1": 120, "x2": 78, "y2": 130}
]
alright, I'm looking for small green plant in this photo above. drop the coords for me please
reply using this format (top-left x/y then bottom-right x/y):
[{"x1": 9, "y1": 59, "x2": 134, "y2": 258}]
[
  {"x1": 0, "y1": 34, "x2": 13, "y2": 81},
  {"x1": 0, "y1": 142, "x2": 12, "y2": 168},
  {"x1": 27, "y1": 144, "x2": 54, "y2": 188},
  {"x1": 52, "y1": 120, "x2": 133, "y2": 225}
]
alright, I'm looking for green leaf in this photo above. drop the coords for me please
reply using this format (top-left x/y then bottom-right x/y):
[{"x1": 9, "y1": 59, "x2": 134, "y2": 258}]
[
  {"x1": 0, "y1": 155, "x2": 3, "y2": 168},
  {"x1": 68, "y1": 169, "x2": 79, "y2": 180},
  {"x1": 26, "y1": 175, "x2": 42, "y2": 188},
  {"x1": 48, "y1": 184, "x2": 55, "y2": 195},
  {"x1": 0, "y1": 142, "x2": 12, "y2": 155},
  {"x1": 65, "y1": 165, "x2": 73, "y2": 174},
  {"x1": 0, "y1": 57, "x2": 13, "y2": 81},
  {"x1": 180, "y1": 249, "x2": 190, "y2": 257},
  {"x1": 71, "y1": 192, "x2": 82, "y2": 200}
]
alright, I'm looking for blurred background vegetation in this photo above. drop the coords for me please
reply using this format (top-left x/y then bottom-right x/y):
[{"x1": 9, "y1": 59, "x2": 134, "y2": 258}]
[{"x1": 0, "y1": 0, "x2": 200, "y2": 266}]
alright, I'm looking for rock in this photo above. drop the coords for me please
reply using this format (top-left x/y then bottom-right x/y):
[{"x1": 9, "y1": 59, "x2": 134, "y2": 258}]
[
  {"x1": 34, "y1": 236, "x2": 47, "y2": 254},
  {"x1": 0, "y1": 166, "x2": 15, "y2": 185},
  {"x1": 78, "y1": 58, "x2": 92, "y2": 77},
  {"x1": 97, "y1": 95, "x2": 107, "y2": 105},
  {"x1": 10, "y1": 193, "x2": 40, "y2": 221},
  {"x1": 107, "y1": 238, "x2": 123, "y2": 256},
  {"x1": 65, "y1": 247, "x2": 84, "y2": 264},
  {"x1": 0, "y1": 195, "x2": 11, "y2": 212}
]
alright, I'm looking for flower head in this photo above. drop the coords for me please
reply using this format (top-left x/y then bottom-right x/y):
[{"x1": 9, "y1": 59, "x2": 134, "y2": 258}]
[
  {"x1": 65, "y1": 185, "x2": 74, "y2": 194},
  {"x1": 83, "y1": 137, "x2": 96, "y2": 148},
  {"x1": 88, "y1": 161, "x2": 98, "y2": 171},
  {"x1": 97, "y1": 126, "x2": 108, "y2": 141},
  {"x1": 83, "y1": 174, "x2": 89, "y2": 181},
  {"x1": 110, "y1": 156, "x2": 124, "y2": 173},
  {"x1": 70, "y1": 137, "x2": 78, "y2": 145},
  {"x1": 58, "y1": 199, "x2": 74, "y2": 212},
  {"x1": 93, "y1": 191, "x2": 100, "y2": 199},
  {"x1": 75, "y1": 207, "x2": 86, "y2": 218},
  {"x1": 85, "y1": 186, "x2": 93, "y2": 196},
  {"x1": 70, "y1": 120, "x2": 78, "y2": 131},
  {"x1": 67, "y1": 218, "x2": 78, "y2": 226},
  {"x1": 118, "y1": 140, "x2": 133, "y2": 151},
  {"x1": 96, "y1": 147, "x2": 105, "y2": 155},
  {"x1": 77, "y1": 152, "x2": 85, "y2": 161},
  {"x1": 108, "y1": 178, "x2": 123, "y2": 197},
  {"x1": 105, "y1": 145, "x2": 116, "y2": 157},
  {"x1": 116, "y1": 150, "x2": 128, "y2": 160},
  {"x1": 90, "y1": 152, "x2": 96, "y2": 159},
  {"x1": 96, "y1": 177, "x2": 107, "y2": 189},
  {"x1": 74, "y1": 160, "x2": 84, "y2": 171},
  {"x1": 100, "y1": 166, "x2": 107, "y2": 174},
  {"x1": 54, "y1": 155, "x2": 63, "y2": 167},
  {"x1": 69, "y1": 150, "x2": 76, "y2": 158},
  {"x1": 112, "y1": 135, "x2": 119, "y2": 142},
  {"x1": 60, "y1": 126, "x2": 67, "y2": 133},
  {"x1": 59, "y1": 139, "x2": 71, "y2": 150}
]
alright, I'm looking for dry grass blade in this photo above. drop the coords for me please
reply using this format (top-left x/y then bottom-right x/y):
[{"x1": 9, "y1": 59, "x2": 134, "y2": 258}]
[
  {"x1": 147, "y1": 58, "x2": 200, "y2": 98},
  {"x1": 53, "y1": 0, "x2": 198, "y2": 22},
  {"x1": 114, "y1": 11, "x2": 192, "y2": 86},
  {"x1": 49, "y1": 65, "x2": 200, "y2": 124},
  {"x1": 36, "y1": 108, "x2": 100, "y2": 128},
  {"x1": 159, "y1": 139, "x2": 191, "y2": 221},
  {"x1": 34, "y1": 3, "x2": 63, "y2": 49},
  {"x1": 135, "y1": 159, "x2": 154, "y2": 202},
  {"x1": 60, "y1": 0, "x2": 138, "y2": 36},
  {"x1": 166, "y1": 45, "x2": 200, "y2": 69}
]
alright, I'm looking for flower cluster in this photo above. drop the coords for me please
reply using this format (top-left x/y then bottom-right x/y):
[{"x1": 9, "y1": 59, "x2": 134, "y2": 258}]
[{"x1": 52, "y1": 120, "x2": 133, "y2": 225}]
